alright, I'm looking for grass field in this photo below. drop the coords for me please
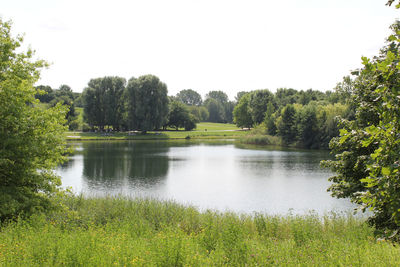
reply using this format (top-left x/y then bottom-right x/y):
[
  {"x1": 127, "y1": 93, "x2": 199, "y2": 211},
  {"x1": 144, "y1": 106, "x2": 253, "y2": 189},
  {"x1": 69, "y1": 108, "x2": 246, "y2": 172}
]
[
  {"x1": 1, "y1": 196, "x2": 399, "y2": 266},
  {"x1": 66, "y1": 122, "x2": 248, "y2": 140}
]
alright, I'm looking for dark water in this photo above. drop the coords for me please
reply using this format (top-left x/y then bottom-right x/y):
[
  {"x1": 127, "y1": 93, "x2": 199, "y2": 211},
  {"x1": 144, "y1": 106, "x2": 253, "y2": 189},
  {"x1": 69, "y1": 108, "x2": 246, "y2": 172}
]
[{"x1": 57, "y1": 140, "x2": 356, "y2": 215}]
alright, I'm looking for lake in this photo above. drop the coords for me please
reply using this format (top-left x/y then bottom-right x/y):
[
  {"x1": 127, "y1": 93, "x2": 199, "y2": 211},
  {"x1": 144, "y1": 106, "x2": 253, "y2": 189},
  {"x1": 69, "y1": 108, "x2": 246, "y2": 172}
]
[{"x1": 57, "y1": 140, "x2": 356, "y2": 215}]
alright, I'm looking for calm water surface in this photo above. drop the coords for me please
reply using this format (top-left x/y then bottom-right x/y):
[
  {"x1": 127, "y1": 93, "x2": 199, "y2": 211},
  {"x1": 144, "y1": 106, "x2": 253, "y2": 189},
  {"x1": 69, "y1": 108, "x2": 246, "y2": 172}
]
[{"x1": 57, "y1": 140, "x2": 355, "y2": 215}]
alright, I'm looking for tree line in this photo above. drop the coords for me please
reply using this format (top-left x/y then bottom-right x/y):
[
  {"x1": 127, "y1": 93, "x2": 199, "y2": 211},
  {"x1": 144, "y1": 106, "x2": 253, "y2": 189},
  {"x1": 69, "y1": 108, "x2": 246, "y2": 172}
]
[
  {"x1": 233, "y1": 85, "x2": 353, "y2": 148},
  {"x1": 36, "y1": 78, "x2": 350, "y2": 140},
  {"x1": 35, "y1": 78, "x2": 238, "y2": 132}
]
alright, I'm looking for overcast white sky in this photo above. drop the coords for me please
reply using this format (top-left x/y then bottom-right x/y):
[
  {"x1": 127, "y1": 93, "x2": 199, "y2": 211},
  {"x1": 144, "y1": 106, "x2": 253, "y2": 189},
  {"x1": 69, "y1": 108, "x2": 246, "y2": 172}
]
[{"x1": 1, "y1": 0, "x2": 399, "y2": 99}]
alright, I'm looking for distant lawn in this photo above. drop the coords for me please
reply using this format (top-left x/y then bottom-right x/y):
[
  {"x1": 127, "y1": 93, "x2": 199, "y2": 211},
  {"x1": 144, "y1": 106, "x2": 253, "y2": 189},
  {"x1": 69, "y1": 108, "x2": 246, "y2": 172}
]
[
  {"x1": 194, "y1": 122, "x2": 242, "y2": 131},
  {"x1": 66, "y1": 122, "x2": 248, "y2": 140}
]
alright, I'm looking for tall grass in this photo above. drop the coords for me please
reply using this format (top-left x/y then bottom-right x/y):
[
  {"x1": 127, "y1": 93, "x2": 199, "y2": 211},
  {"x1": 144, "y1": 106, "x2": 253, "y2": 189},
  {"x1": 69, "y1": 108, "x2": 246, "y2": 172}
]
[
  {"x1": 240, "y1": 125, "x2": 282, "y2": 146},
  {"x1": 1, "y1": 196, "x2": 399, "y2": 266}
]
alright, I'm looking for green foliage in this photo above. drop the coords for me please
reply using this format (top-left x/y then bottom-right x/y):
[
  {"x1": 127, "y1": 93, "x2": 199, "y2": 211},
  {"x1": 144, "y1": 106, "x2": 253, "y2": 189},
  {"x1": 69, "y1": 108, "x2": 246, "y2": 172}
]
[
  {"x1": 264, "y1": 102, "x2": 277, "y2": 135},
  {"x1": 1, "y1": 196, "x2": 399, "y2": 266},
  {"x1": 204, "y1": 98, "x2": 225, "y2": 123},
  {"x1": 35, "y1": 85, "x2": 54, "y2": 103},
  {"x1": 125, "y1": 75, "x2": 169, "y2": 132},
  {"x1": 176, "y1": 89, "x2": 202, "y2": 106},
  {"x1": 297, "y1": 104, "x2": 318, "y2": 148},
  {"x1": 35, "y1": 84, "x2": 81, "y2": 130},
  {"x1": 188, "y1": 105, "x2": 209, "y2": 122},
  {"x1": 0, "y1": 19, "x2": 68, "y2": 221},
  {"x1": 205, "y1": 90, "x2": 228, "y2": 104},
  {"x1": 323, "y1": 21, "x2": 400, "y2": 239},
  {"x1": 274, "y1": 88, "x2": 298, "y2": 107},
  {"x1": 248, "y1": 89, "x2": 275, "y2": 124},
  {"x1": 277, "y1": 104, "x2": 297, "y2": 145},
  {"x1": 233, "y1": 93, "x2": 253, "y2": 129},
  {"x1": 167, "y1": 101, "x2": 197, "y2": 131},
  {"x1": 82, "y1": 76, "x2": 126, "y2": 130},
  {"x1": 234, "y1": 91, "x2": 248, "y2": 102},
  {"x1": 204, "y1": 90, "x2": 234, "y2": 123}
]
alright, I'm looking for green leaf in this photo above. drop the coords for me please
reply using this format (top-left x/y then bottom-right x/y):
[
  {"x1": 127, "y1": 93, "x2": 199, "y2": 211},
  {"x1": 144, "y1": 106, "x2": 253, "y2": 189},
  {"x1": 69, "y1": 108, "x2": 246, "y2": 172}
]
[
  {"x1": 339, "y1": 134, "x2": 349, "y2": 145},
  {"x1": 382, "y1": 167, "x2": 391, "y2": 176},
  {"x1": 371, "y1": 147, "x2": 383, "y2": 160},
  {"x1": 388, "y1": 34, "x2": 398, "y2": 42},
  {"x1": 362, "y1": 137, "x2": 373, "y2": 147}
]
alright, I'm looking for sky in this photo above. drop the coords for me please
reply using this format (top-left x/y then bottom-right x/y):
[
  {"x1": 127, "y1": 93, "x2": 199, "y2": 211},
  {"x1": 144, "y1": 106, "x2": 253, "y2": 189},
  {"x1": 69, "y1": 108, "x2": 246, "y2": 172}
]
[{"x1": 1, "y1": 0, "x2": 399, "y2": 100}]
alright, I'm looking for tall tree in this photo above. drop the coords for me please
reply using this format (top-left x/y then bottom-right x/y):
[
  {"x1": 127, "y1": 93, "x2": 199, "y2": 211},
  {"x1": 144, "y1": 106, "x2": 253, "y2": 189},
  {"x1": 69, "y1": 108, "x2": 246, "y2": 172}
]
[
  {"x1": 204, "y1": 90, "x2": 230, "y2": 123},
  {"x1": 103, "y1": 77, "x2": 126, "y2": 130},
  {"x1": 82, "y1": 76, "x2": 125, "y2": 130},
  {"x1": 264, "y1": 102, "x2": 277, "y2": 135},
  {"x1": 235, "y1": 91, "x2": 248, "y2": 103},
  {"x1": 277, "y1": 104, "x2": 297, "y2": 145},
  {"x1": 125, "y1": 75, "x2": 169, "y2": 132},
  {"x1": 248, "y1": 89, "x2": 275, "y2": 124},
  {"x1": 205, "y1": 90, "x2": 228, "y2": 104},
  {"x1": 176, "y1": 89, "x2": 202, "y2": 106},
  {"x1": 233, "y1": 93, "x2": 253, "y2": 129},
  {"x1": 204, "y1": 98, "x2": 225, "y2": 123},
  {"x1": 0, "y1": 19, "x2": 68, "y2": 220},
  {"x1": 83, "y1": 79, "x2": 106, "y2": 130},
  {"x1": 297, "y1": 104, "x2": 318, "y2": 148}
]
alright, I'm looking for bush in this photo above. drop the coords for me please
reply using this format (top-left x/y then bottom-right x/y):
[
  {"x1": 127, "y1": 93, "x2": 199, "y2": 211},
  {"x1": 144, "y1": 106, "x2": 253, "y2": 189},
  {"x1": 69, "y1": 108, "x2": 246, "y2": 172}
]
[{"x1": 0, "y1": 19, "x2": 68, "y2": 221}]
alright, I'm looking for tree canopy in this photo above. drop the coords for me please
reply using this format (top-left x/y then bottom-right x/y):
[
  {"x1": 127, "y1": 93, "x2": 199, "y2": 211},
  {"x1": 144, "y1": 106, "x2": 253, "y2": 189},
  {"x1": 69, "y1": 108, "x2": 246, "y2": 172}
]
[
  {"x1": 125, "y1": 75, "x2": 169, "y2": 132},
  {"x1": 323, "y1": 21, "x2": 400, "y2": 239},
  {"x1": 0, "y1": 19, "x2": 68, "y2": 220},
  {"x1": 176, "y1": 89, "x2": 202, "y2": 106}
]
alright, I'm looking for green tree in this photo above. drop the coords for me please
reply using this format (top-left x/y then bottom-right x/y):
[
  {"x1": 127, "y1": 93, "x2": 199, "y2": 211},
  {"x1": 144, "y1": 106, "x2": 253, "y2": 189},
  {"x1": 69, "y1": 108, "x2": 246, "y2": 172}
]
[
  {"x1": 125, "y1": 75, "x2": 169, "y2": 132},
  {"x1": 233, "y1": 93, "x2": 253, "y2": 129},
  {"x1": 35, "y1": 85, "x2": 54, "y2": 103},
  {"x1": 274, "y1": 88, "x2": 298, "y2": 107},
  {"x1": 234, "y1": 91, "x2": 248, "y2": 103},
  {"x1": 168, "y1": 101, "x2": 193, "y2": 130},
  {"x1": 176, "y1": 89, "x2": 202, "y2": 106},
  {"x1": 0, "y1": 19, "x2": 68, "y2": 220},
  {"x1": 57, "y1": 84, "x2": 74, "y2": 99},
  {"x1": 277, "y1": 104, "x2": 297, "y2": 145},
  {"x1": 323, "y1": 21, "x2": 400, "y2": 238},
  {"x1": 264, "y1": 102, "x2": 277, "y2": 135},
  {"x1": 82, "y1": 76, "x2": 125, "y2": 130},
  {"x1": 188, "y1": 105, "x2": 209, "y2": 122},
  {"x1": 248, "y1": 89, "x2": 275, "y2": 124},
  {"x1": 204, "y1": 98, "x2": 225, "y2": 123},
  {"x1": 205, "y1": 90, "x2": 228, "y2": 104},
  {"x1": 83, "y1": 79, "x2": 106, "y2": 130},
  {"x1": 82, "y1": 86, "x2": 101, "y2": 130},
  {"x1": 102, "y1": 77, "x2": 126, "y2": 131},
  {"x1": 204, "y1": 90, "x2": 230, "y2": 122},
  {"x1": 297, "y1": 104, "x2": 318, "y2": 148}
]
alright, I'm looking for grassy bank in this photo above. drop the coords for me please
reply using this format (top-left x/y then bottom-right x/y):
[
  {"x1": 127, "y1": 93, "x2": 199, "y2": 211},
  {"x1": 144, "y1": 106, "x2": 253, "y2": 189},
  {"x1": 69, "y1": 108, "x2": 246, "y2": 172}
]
[
  {"x1": 239, "y1": 126, "x2": 282, "y2": 146},
  {"x1": 66, "y1": 122, "x2": 248, "y2": 141},
  {"x1": 1, "y1": 196, "x2": 399, "y2": 266}
]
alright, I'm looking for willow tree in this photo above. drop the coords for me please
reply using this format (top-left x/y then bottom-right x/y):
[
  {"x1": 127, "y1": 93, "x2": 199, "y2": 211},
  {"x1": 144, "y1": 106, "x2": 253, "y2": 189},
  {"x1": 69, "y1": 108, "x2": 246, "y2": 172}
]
[
  {"x1": 0, "y1": 20, "x2": 68, "y2": 220},
  {"x1": 125, "y1": 75, "x2": 169, "y2": 132}
]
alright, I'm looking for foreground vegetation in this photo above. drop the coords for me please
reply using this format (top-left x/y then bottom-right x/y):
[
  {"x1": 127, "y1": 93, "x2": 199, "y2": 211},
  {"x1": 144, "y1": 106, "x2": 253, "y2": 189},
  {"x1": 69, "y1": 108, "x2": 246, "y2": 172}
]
[{"x1": 1, "y1": 196, "x2": 399, "y2": 266}]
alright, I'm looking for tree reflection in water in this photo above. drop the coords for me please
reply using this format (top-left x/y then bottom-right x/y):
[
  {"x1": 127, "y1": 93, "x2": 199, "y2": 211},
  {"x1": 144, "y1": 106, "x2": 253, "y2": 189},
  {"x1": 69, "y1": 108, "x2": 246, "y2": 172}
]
[{"x1": 82, "y1": 141, "x2": 170, "y2": 188}]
